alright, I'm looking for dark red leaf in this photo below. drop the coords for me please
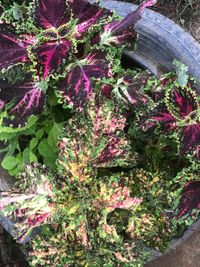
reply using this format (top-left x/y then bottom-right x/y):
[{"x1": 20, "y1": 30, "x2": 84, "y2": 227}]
[
  {"x1": 34, "y1": 40, "x2": 71, "y2": 78},
  {"x1": 34, "y1": 0, "x2": 70, "y2": 29},
  {"x1": 121, "y1": 75, "x2": 150, "y2": 107},
  {"x1": 167, "y1": 87, "x2": 198, "y2": 119},
  {"x1": 178, "y1": 180, "x2": 200, "y2": 218},
  {"x1": 180, "y1": 124, "x2": 200, "y2": 155},
  {"x1": 102, "y1": 84, "x2": 112, "y2": 98},
  {"x1": 0, "y1": 80, "x2": 45, "y2": 126},
  {"x1": 69, "y1": 0, "x2": 112, "y2": 35},
  {"x1": 139, "y1": 104, "x2": 176, "y2": 132},
  {"x1": 103, "y1": 0, "x2": 155, "y2": 45},
  {"x1": 194, "y1": 146, "x2": 200, "y2": 160},
  {"x1": 59, "y1": 50, "x2": 110, "y2": 108},
  {"x1": 0, "y1": 24, "x2": 28, "y2": 69}
]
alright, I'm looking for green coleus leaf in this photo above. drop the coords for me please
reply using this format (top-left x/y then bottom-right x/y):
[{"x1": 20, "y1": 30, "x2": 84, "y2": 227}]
[
  {"x1": 38, "y1": 139, "x2": 57, "y2": 166},
  {"x1": 1, "y1": 156, "x2": 19, "y2": 170},
  {"x1": 47, "y1": 122, "x2": 63, "y2": 150},
  {"x1": 30, "y1": 137, "x2": 39, "y2": 150}
]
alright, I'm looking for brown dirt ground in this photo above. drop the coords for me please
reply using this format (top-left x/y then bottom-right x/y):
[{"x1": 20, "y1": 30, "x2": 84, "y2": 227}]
[{"x1": 151, "y1": 0, "x2": 200, "y2": 42}]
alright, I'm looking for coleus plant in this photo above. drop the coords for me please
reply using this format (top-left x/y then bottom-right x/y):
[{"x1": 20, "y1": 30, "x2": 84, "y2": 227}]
[
  {"x1": 57, "y1": 92, "x2": 138, "y2": 181},
  {"x1": 0, "y1": 0, "x2": 154, "y2": 127},
  {"x1": 0, "y1": 165, "x2": 55, "y2": 243},
  {"x1": 138, "y1": 74, "x2": 200, "y2": 161},
  {"x1": 0, "y1": 0, "x2": 200, "y2": 265},
  {"x1": 170, "y1": 163, "x2": 200, "y2": 220},
  {"x1": 0, "y1": 94, "x2": 144, "y2": 265}
]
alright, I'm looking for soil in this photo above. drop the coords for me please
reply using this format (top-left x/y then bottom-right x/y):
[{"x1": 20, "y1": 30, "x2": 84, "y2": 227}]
[{"x1": 151, "y1": 0, "x2": 200, "y2": 42}]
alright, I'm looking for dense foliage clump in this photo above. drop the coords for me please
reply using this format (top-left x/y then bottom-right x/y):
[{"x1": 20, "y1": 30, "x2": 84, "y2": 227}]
[{"x1": 0, "y1": 0, "x2": 199, "y2": 266}]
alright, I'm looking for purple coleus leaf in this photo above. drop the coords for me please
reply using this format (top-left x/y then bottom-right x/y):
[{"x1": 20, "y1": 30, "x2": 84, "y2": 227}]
[
  {"x1": 32, "y1": 0, "x2": 113, "y2": 78},
  {"x1": 180, "y1": 124, "x2": 200, "y2": 155},
  {"x1": 0, "y1": 24, "x2": 28, "y2": 69},
  {"x1": 69, "y1": 0, "x2": 113, "y2": 36},
  {"x1": 139, "y1": 103, "x2": 176, "y2": 132},
  {"x1": 102, "y1": 0, "x2": 155, "y2": 45},
  {"x1": 34, "y1": 40, "x2": 71, "y2": 78},
  {"x1": 0, "y1": 79, "x2": 45, "y2": 126},
  {"x1": 112, "y1": 75, "x2": 150, "y2": 108},
  {"x1": 33, "y1": 0, "x2": 70, "y2": 29},
  {"x1": 167, "y1": 87, "x2": 198, "y2": 119},
  {"x1": 139, "y1": 85, "x2": 200, "y2": 158},
  {"x1": 177, "y1": 180, "x2": 200, "y2": 218},
  {"x1": 59, "y1": 50, "x2": 110, "y2": 108}
]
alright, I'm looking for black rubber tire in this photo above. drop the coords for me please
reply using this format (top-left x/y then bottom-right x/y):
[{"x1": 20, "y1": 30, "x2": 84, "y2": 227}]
[{"x1": 99, "y1": 0, "x2": 200, "y2": 87}]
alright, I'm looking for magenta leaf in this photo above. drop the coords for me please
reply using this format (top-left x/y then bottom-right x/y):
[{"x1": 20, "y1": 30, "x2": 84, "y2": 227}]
[
  {"x1": 69, "y1": 0, "x2": 112, "y2": 35},
  {"x1": 114, "y1": 75, "x2": 150, "y2": 108},
  {"x1": 0, "y1": 80, "x2": 45, "y2": 126},
  {"x1": 139, "y1": 104, "x2": 176, "y2": 132},
  {"x1": 178, "y1": 180, "x2": 200, "y2": 218},
  {"x1": 33, "y1": 0, "x2": 70, "y2": 29},
  {"x1": 102, "y1": 0, "x2": 155, "y2": 45},
  {"x1": 59, "y1": 50, "x2": 110, "y2": 108},
  {"x1": 180, "y1": 124, "x2": 200, "y2": 155},
  {"x1": 167, "y1": 87, "x2": 198, "y2": 119},
  {"x1": 0, "y1": 24, "x2": 28, "y2": 69},
  {"x1": 35, "y1": 40, "x2": 71, "y2": 78}
]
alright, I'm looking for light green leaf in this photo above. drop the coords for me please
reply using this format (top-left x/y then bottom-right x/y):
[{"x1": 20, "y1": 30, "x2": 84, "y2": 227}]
[
  {"x1": 22, "y1": 147, "x2": 30, "y2": 162},
  {"x1": 36, "y1": 129, "x2": 45, "y2": 139},
  {"x1": 1, "y1": 156, "x2": 19, "y2": 170},
  {"x1": 47, "y1": 122, "x2": 63, "y2": 149},
  {"x1": 30, "y1": 151, "x2": 38, "y2": 163},
  {"x1": 38, "y1": 139, "x2": 51, "y2": 157},
  {"x1": 30, "y1": 137, "x2": 39, "y2": 150}
]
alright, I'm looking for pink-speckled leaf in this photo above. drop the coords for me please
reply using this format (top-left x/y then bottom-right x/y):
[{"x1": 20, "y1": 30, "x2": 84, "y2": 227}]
[
  {"x1": 178, "y1": 180, "x2": 200, "y2": 218},
  {"x1": 180, "y1": 124, "x2": 200, "y2": 155},
  {"x1": 92, "y1": 137, "x2": 129, "y2": 167},
  {"x1": 107, "y1": 185, "x2": 143, "y2": 211},
  {"x1": 33, "y1": 0, "x2": 70, "y2": 29},
  {"x1": 58, "y1": 96, "x2": 135, "y2": 183},
  {"x1": 59, "y1": 50, "x2": 110, "y2": 108},
  {"x1": 0, "y1": 24, "x2": 28, "y2": 69},
  {"x1": 0, "y1": 80, "x2": 45, "y2": 126},
  {"x1": 35, "y1": 40, "x2": 71, "y2": 78},
  {"x1": 0, "y1": 192, "x2": 52, "y2": 243},
  {"x1": 168, "y1": 87, "x2": 198, "y2": 119},
  {"x1": 69, "y1": 0, "x2": 112, "y2": 35},
  {"x1": 0, "y1": 166, "x2": 54, "y2": 243},
  {"x1": 103, "y1": 0, "x2": 155, "y2": 45}
]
